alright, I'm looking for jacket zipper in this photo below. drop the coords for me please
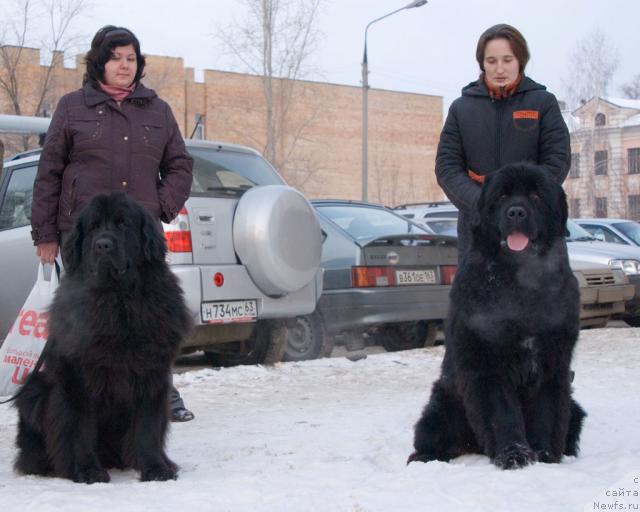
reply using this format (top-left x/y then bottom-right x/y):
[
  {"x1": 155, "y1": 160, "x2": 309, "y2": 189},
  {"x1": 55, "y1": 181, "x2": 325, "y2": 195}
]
[{"x1": 495, "y1": 101, "x2": 504, "y2": 169}]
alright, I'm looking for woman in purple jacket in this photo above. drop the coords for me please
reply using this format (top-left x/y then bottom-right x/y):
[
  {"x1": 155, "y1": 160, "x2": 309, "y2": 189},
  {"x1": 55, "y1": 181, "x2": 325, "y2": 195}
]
[{"x1": 31, "y1": 26, "x2": 195, "y2": 422}]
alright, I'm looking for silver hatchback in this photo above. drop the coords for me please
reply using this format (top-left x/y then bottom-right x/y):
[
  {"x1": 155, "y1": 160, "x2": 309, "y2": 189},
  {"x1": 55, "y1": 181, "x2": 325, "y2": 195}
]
[{"x1": 0, "y1": 139, "x2": 323, "y2": 366}]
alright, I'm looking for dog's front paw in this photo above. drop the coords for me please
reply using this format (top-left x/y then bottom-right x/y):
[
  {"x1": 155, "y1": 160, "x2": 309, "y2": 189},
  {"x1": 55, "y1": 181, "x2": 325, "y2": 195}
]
[
  {"x1": 140, "y1": 463, "x2": 178, "y2": 482},
  {"x1": 533, "y1": 448, "x2": 561, "y2": 464},
  {"x1": 406, "y1": 451, "x2": 444, "y2": 465},
  {"x1": 73, "y1": 466, "x2": 110, "y2": 484},
  {"x1": 493, "y1": 443, "x2": 537, "y2": 470}
]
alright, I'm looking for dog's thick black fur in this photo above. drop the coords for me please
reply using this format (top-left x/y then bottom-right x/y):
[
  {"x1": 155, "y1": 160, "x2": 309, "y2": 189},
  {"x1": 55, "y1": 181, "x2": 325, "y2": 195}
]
[
  {"x1": 408, "y1": 163, "x2": 586, "y2": 469},
  {"x1": 14, "y1": 193, "x2": 191, "y2": 483}
]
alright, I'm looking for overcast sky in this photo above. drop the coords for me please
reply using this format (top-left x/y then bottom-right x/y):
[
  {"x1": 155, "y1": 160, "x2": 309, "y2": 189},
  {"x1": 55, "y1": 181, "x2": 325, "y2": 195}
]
[{"x1": 69, "y1": 0, "x2": 639, "y2": 114}]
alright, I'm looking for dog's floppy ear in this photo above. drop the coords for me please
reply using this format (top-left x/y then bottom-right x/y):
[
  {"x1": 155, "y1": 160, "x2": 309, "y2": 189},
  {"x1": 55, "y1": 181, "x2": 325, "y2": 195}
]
[
  {"x1": 469, "y1": 175, "x2": 491, "y2": 228},
  {"x1": 141, "y1": 211, "x2": 167, "y2": 262},
  {"x1": 557, "y1": 185, "x2": 569, "y2": 231},
  {"x1": 62, "y1": 216, "x2": 85, "y2": 275}
]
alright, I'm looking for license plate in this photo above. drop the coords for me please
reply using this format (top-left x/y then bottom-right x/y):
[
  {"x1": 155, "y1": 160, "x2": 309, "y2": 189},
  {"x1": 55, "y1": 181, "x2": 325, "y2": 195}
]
[
  {"x1": 201, "y1": 300, "x2": 257, "y2": 324},
  {"x1": 395, "y1": 269, "x2": 437, "y2": 285}
]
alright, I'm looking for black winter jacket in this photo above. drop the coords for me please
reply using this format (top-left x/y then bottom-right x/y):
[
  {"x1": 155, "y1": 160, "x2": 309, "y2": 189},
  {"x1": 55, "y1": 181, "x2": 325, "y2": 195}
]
[
  {"x1": 435, "y1": 76, "x2": 570, "y2": 253},
  {"x1": 31, "y1": 82, "x2": 193, "y2": 244}
]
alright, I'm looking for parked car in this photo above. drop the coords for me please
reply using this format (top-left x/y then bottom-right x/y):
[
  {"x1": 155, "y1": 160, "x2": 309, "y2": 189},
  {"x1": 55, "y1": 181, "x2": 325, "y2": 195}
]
[
  {"x1": 0, "y1": 121, "x2": 323, "y2": 366},
  {"x1": 566, "y1": 219, "x2": 640, "y2": 326},
  {"x1": 576, "y1": 218, "x2": 640, "y2": 247},
  {"x1": 394, "y1": 202, "x2": 635, "y2": 328},
  {"x1": 281, "y1": 200, "x2": 458, "y2": 361}
]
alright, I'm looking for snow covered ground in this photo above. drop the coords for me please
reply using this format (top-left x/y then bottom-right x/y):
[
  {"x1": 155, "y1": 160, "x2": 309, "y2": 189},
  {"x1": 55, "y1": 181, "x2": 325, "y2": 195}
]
[{"x1": 1, "y1": 328, "x2": 639, "y2": 512}]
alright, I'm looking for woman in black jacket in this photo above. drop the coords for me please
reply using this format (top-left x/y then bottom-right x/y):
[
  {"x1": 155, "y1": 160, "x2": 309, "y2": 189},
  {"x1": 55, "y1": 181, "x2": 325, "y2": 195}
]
[{"x1": 436, "y1": 23, "x2": 571, "y2": 256}]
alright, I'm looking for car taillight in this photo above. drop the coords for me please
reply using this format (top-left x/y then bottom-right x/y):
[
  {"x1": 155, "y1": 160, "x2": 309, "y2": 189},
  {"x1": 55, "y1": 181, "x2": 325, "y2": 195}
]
[
  {"x1": 352, "y1": 266, "x2": 396, "y2": 288},
  {"x1": 163, "y1": 207, "x2": 193, "y2": 253},
  {"x1": 441, "y1": 265, "x2": 457, "y2": 284}
]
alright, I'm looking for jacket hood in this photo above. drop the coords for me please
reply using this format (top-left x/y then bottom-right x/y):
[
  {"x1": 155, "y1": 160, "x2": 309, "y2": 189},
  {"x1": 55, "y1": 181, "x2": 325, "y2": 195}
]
[
  {"x1": 83, "y1": 81, "x2": 157, "y2": 107},
  {"x1": 461, "y1": 76, "x2": 546, "y2": 98}
]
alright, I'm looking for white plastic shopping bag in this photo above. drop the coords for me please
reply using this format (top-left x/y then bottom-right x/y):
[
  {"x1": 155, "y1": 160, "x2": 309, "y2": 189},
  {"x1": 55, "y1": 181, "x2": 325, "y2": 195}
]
[{"x1": 0, "y1": 263, "x2": 59, "y2": 397}]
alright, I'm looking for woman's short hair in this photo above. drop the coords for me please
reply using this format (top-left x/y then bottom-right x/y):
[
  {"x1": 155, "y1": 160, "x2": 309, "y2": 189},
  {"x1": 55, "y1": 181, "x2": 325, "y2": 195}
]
[
  {"x1": 476, "y1": 24, "x2": 529, "y2": 73},
  {"x1": 83, "y1": 25, "x2": 146, "y2": 86}
]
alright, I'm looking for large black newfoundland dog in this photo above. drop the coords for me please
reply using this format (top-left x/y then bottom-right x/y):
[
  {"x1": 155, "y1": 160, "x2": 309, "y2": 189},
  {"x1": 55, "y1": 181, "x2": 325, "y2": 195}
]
[
  {"x1": 408, "y1": 163, "x2": 586, "y2": 469},
  {"x1": 14, "y1": 193, "x2": 191, "y2": 483}
]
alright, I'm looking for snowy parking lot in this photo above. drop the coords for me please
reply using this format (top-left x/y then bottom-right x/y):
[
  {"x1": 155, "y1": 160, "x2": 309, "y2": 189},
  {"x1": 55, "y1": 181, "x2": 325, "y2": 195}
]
[{"x1": 1, "y1": 328, "x2": 639, "y2": 512}]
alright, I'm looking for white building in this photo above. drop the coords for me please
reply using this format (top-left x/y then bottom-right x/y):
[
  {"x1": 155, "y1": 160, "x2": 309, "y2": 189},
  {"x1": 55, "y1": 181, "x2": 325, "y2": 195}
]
[{"x1": 563, "y1": 97, "x2": 640, "y2": 219}]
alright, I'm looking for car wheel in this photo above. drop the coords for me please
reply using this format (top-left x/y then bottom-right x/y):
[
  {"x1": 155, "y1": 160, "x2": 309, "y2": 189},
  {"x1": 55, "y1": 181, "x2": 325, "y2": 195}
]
[
  {"x1": 378, "y1": 321, "x2": 437, "y2": 352},
  {"x1": 282, "y1": 312, "x2": 329, "y2": 362},
  {"x1": 622, "y1": 315, "x2": 640, "y2": 327},
  {"x1": 203, "y1": 320, "x2": 286, "y2": 367}
]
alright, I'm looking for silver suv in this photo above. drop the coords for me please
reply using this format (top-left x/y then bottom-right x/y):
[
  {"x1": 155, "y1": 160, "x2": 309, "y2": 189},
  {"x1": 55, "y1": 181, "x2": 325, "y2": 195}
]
[{"x1": 0, "y1": 136, "x2": 323, "y2": 366}]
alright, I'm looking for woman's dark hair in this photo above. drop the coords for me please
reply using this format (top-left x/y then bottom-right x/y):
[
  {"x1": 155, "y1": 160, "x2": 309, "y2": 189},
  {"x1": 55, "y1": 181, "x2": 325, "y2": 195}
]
[
  {"x1": 83, "y1": 25, "x2": 146, "y2": 86},
  {"x1": 476, "y1": 24, "x2": 529, "y2": 73}
]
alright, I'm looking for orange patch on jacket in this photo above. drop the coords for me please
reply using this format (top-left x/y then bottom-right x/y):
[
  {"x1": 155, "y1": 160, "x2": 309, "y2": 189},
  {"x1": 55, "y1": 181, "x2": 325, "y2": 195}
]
[
  {"x1": 513, "y1": 110, "x2": 539, "y2": 120},
  {"x1": 468, "y1": 170, "x2": 485, "y2": 184}
]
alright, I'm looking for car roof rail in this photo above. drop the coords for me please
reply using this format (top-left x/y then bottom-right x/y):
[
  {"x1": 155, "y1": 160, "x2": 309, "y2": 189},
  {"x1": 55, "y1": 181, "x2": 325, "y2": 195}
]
[
  {"x1": 8, "y1": 148, "x2": 43, "y2": 161},
  {"x1": 392, "y1": 201, "x2": 453, "y2": 210}
]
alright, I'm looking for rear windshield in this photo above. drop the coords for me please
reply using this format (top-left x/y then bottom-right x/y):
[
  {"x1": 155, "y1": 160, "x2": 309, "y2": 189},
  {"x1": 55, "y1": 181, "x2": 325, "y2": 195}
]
[
  {"x1": 188, "y1": 146, "x2": 283, "y2": 197},
  {"x1": 316, "y1": 204, "x2": 426, "y2": 240}
]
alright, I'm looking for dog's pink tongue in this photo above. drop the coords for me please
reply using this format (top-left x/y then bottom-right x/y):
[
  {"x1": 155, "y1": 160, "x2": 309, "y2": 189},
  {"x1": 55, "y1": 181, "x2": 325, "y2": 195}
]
[{"x1": 507, "y1": 232, "x2": 529, "y2": 251}]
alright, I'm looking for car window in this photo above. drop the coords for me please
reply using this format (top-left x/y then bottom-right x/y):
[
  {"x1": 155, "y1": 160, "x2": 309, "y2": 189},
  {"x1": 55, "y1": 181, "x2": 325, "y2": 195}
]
[
  {"x1": 566, "y1": 219, "x2": 597, "y2": 241},
  {"x1": 612, "y1": 222, "x2": 640, "y2": 245},
  {"x1": 316, "y1": 205, "x2": 424, "y2": 240},
  {"x1": 188, "y1": 147, "x2": 283, "y2": 197},
  {"x1": 581, "y1": 224, "x2": 627, "y2": 244},
  {"x1": 425, "y1": 219, "x2": 458, "y2": 235},
  {"x1": 0, "y1": 164, "x2": 37, "y2": 230},
  {"x1": 423, "y1": 210, "x2": 459, "y2": 219}
]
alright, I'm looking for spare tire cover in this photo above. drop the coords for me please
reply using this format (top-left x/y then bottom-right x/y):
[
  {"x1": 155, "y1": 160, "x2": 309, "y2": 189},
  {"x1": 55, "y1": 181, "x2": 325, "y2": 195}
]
[{"x1": 233, "y1": 185, "x2": 322, "y2": 296}]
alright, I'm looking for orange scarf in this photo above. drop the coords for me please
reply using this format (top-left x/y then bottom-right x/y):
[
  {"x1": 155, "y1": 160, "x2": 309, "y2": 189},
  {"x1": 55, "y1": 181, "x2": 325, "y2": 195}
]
[{"x1": 482, "y1": 73, "x2": 522, "y2": 100}]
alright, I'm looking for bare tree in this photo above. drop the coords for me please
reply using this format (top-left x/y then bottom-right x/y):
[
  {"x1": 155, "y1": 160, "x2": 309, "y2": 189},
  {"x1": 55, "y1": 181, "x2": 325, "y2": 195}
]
[
  {"x1": 564, "y1": 28, "x2": 620, "y2": 109},
  {"x1": 215, "y1": 0, "x2": 325, "y2": 185},
  {"x1": 621, "y1": 74, "x2": 640, "y2": 100},
  {"x1": 0, "y1": 0, "x2": 88, "y2": 150}
]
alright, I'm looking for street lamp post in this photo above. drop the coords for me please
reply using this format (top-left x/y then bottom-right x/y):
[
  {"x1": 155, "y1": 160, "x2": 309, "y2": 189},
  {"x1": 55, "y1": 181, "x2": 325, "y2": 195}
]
[{"x1": 361, "y1": 0, "x2": 427, "y2": 201}]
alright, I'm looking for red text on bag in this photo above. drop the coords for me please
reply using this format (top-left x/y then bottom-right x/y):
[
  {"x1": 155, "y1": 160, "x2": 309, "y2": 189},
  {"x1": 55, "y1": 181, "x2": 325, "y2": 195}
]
[{"x1": 7, "y1": 309, "x2": 49, "y2": 339}]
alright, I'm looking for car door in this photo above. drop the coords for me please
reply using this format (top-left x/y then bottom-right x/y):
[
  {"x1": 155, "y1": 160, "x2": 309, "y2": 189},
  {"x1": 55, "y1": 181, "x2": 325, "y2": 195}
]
[{"x1": 0, "y1": 162, "x2": 40, "y2": 340}]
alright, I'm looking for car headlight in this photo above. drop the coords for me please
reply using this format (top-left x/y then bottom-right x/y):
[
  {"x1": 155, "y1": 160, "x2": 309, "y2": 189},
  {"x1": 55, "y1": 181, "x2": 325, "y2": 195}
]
[{"x1": 609, "y1": 259, "x2": 640, "y2": 275}]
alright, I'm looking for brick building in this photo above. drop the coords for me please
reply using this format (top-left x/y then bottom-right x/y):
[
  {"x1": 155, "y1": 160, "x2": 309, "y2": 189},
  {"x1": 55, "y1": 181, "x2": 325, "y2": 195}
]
[
  {"x1": 564, "y1": 97, "x2": 640, "y2": 220},
  {"x1": 0, "y1": 46, "x2": 445, "y2": 204}
]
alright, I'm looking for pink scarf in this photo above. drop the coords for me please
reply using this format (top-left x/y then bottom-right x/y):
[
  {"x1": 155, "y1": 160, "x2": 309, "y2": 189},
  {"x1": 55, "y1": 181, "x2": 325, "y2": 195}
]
[{"x1": 98, "y1": 81, "x2": 135, "y2": 102}]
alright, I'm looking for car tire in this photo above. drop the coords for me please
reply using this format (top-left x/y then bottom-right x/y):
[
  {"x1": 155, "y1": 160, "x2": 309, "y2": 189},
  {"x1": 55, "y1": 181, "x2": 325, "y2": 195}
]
[
  {"x1": 282, "y1": 312, "x2": 330, "y2": 362},
  {"x1": 203, "y1": 320, "x2": 286, "y2": 367},
  {"x1": 622, "y1": 315, "x2": 640, "y2": 327},
  {"x1": 378, "y1": 321, "x2": 438, "y2": 352}
]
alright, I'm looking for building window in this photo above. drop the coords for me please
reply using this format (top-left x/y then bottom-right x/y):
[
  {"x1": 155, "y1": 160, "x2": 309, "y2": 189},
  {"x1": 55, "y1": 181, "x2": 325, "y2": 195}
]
[
  {"x1": 595, "y1": 197, "x2": 607, "y2": 218},
  {"x1": 629, "y1": 195, "x2": 640, "y2": 221},
  {"x1": 629, "y1": 148, "x2": 640, "y2": 175},
  {"x1": 192, "y1": 114, "x2": 205, "y2": 140},
  {"x1": 594, "y1": 150, "x2": 608, "y2": 176},
  {"x1": 570, "y1": 198, "x2": 581, "y2": 218},
  {"x1": 595, "y1": 113, "x2": 606, "y2": 126},
  {"x1": 569, "y1": 153, "x2": 580, "y2": 178}
]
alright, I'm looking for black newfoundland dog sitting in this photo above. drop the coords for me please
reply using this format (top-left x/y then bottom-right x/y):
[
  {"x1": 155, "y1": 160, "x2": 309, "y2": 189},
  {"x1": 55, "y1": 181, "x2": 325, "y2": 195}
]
[
  {"x1": 14, "y1": 193, "x2": 191, "y2": 483},
  {"x1": 408, "y1": 163, "x2": 586, "y2": 469}
]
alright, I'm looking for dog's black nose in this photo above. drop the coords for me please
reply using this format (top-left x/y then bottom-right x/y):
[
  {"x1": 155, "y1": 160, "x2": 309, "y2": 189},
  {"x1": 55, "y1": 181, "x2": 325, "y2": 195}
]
[
  {"x1": 95, "y1": 237, "x2": 114, "y2": 254},
  {"x1": 507, "y1": 206, "x2": 527, "y2": 220}
]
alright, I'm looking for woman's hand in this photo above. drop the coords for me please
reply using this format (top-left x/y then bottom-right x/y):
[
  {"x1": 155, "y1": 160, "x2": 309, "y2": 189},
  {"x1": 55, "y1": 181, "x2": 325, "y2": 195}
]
[{"x1": 36, "y1": 242, "x2": 59, "y2": 264}]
